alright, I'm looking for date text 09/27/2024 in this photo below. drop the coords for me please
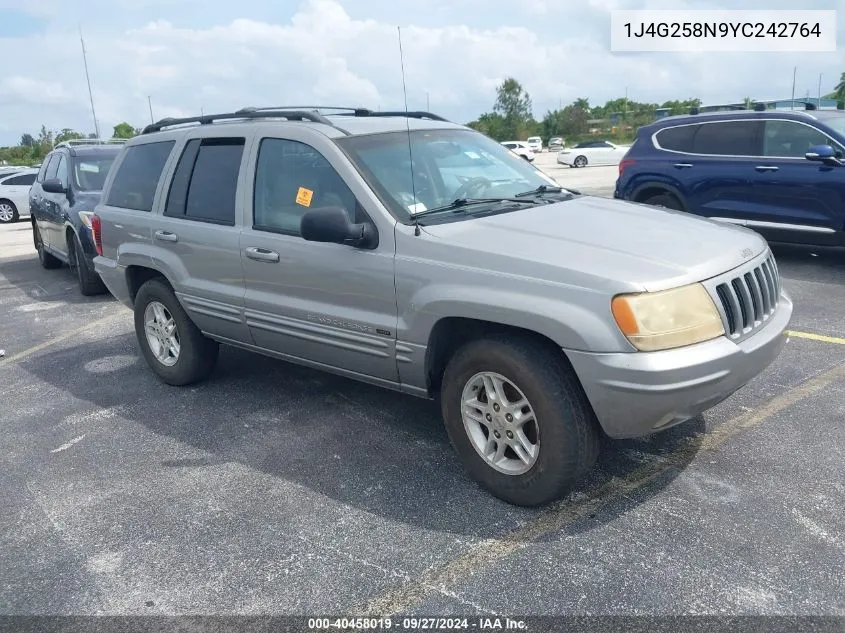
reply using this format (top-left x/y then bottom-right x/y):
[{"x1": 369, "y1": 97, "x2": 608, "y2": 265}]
[{"x1": 307, "y1": 617, "x2": 528, "y2": 630}]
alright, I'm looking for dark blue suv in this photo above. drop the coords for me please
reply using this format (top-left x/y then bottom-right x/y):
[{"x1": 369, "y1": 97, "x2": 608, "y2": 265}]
[
  {"x1": 29, "y1": 140, "x2": 124, "y2": 295},
  {"x1": 615, "y1": 109, "x2": 845, "y2": 247}
]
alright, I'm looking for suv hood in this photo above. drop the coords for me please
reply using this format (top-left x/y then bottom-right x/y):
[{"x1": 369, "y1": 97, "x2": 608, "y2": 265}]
[{"x1": 417, "y1": 196, "x2": 769, "y2": 293}]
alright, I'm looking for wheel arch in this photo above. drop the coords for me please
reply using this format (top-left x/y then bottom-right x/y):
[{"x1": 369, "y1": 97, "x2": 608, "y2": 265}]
[{"x1": 630, "y1": 181, "x2": 688, "y2": 210}]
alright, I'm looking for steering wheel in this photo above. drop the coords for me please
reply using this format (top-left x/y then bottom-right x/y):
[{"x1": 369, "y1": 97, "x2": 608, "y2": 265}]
[{"x1": 452, "y1": 176, "x2": 492, "y2": 200}]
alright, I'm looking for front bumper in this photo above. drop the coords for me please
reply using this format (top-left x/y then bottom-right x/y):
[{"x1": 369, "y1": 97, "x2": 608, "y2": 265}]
[{"x1": 566, "y1": 291, "x2": 793, "y2": 439}]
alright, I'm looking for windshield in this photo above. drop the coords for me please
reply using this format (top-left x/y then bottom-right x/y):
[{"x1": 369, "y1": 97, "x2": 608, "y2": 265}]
[
  {"x1": 820, "y1": 113, "x2": 845, "y2": 138},
  {"x1": 73, "y1": 156, "x2": 116, "y2": 191},
  {"x1": 336, "y1": 129, "x2": 561, "y2": 222}
]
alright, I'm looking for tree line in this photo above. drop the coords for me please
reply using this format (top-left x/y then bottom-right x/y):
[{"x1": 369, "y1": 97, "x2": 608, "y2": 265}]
[
  {"x1": 469, "y1": 72, "x2": 845, "y2": 145},
  {"x1": 0, "y1": 122, "x2": 140, "y2": 167},
  {"x1": 3, "y1": 72, "x2": 845, "y2": 166}
]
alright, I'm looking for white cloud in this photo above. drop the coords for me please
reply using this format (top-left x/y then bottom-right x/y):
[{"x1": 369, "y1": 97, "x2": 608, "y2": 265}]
[{"x1": 0, "y1": 0, "x2": 843, "y2": 143}]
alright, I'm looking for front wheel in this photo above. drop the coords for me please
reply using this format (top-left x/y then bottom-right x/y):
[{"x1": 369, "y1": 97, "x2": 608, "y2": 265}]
[
  {"x1": 642, "y1": 192, "x2": 683, "y2": 211},
  {"x1": 440, "y1": 335, "x2": 601, "y2": 506},
  {"x1": 573, "y1": 155, "x2": 588, "y2": 168},
  {"x1": 134, "y1": 278, "x2": 219, "y2": 386},
  {"x1": 69, "y1": 233, "x2": 107, "y2": 296}
]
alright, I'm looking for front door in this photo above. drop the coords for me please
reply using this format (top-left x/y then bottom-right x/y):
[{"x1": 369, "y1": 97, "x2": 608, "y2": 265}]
[
  {"x1": 749, "y1": 119, "x2": 845, "y2": 244},
  {"x1": 240, "y1": 135, "x2": 398, "y2": 384}
]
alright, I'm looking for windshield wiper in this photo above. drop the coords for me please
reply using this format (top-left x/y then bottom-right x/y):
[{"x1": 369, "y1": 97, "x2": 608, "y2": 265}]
[
  {"x1": 515, "y1": 184, "x2": 568, "y2": 197},
  {"x1": 412, "y1": 196, "x2": 541, "y2": 219}
]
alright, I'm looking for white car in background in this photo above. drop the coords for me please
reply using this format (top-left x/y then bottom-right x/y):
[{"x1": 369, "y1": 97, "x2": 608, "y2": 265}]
[
  {"x1": 0, "y1": 168, "x2": 38, "y2": 224},
  {"x1": 500, "y1": 141, "x2": 535, "y2": 162},
  {"x1": 557, "y1": 140, "x2": 630, "y2": 168},
  {"x1": 526, "y1": 136, "x2": 543, "y2": 152}
]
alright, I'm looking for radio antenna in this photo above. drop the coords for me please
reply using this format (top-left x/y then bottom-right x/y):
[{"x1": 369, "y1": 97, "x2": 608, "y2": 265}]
[{"x1": 397, "y1": 26, "x2": 420, "y2": 236}]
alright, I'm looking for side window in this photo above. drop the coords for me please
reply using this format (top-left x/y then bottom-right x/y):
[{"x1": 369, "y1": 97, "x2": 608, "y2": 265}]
[
  {"x1": 656, "y1": 124, "x2": 698, "y2": 152},
  {"x1": 763, "y1": 120, "x2": 831, "y2": 158},
  {"x1": 165, "y1": 137, "x2": 243, "y2": 225},
  {"x1": 4, "y1": 173, "x2": 37, "y2": 186},
  {"x1": 105, "y1": 141, "x2": 175, "y2": 212},
  {"x1": 253, "y1": 138, "x2": 358, "y2": 236},
  {"x1": 44, "y1": 155, "x2": 60, "y2": 181},
  {"x1": 692, "y1": 121, "x2": 762, "y2": 156},
  {"x1": 55, "y1": 155, "x2": 68, "y2": 188},
  {"x1": 37, "y1": 160, "x2": 51, "y2": 182}
]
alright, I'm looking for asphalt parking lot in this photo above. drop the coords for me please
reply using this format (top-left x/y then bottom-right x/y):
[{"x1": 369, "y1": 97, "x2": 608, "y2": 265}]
[{"x1": 1, "y1": 175, "x2": 844, "y2": 626}]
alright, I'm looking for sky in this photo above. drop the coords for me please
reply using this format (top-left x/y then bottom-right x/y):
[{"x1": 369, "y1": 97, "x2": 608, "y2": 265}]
[{"x1": 0, "y1": 0, "x2": 843, "y2": 145}]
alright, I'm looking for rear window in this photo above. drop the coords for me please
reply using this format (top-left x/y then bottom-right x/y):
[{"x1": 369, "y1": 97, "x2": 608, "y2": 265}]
[
  {"x1": 105, "y1": 141, "x2": 175, "y2": 212},
  {"x1": 1, "y1": 173, "x2": 36, "y2": 186},
  {"x1": 164, "y1": 137, "x2": 244, "y2": 225},
  {"x1": 691, "y1": 120, "x2": 763, "y2": 156},
  {"x1": 655, "y1": 124, "x2": 698, "y2": 152}
]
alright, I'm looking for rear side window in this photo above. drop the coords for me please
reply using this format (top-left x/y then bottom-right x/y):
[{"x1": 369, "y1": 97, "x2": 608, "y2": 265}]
[
  {"x1": 106, "y1": 141, "x2": 175, "y2": 212},
  {"x1": 164, "y1": 137, "x2": 244, "y2": 225},
  {"x1": 2, "y1": 173, "x2": 36, "y2": 186},
  {"x1": 655, "y1": 124, "x2": 698, "y2": 152},
  {"x1": 691, "y1": 120, "x2": 762, "y2": 156}
]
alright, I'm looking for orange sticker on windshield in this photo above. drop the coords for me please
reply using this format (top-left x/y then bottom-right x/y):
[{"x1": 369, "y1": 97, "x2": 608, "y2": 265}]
[{"x1": 296, "y1": 187, "x2": 314, "y2": 207}]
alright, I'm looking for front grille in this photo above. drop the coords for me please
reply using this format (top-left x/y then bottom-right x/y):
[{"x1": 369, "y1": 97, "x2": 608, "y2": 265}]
[{"x1": 714, "y1": 254, "x2": 781, "y2": 338}]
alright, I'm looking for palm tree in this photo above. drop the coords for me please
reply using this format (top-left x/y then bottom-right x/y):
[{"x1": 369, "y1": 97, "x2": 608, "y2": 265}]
[
  {"x1": 743, "y1": 96, "x2": 754, "y2": 110},
  {"x1": 834, "y1": 72, "x2": 845, "y2": 106}
]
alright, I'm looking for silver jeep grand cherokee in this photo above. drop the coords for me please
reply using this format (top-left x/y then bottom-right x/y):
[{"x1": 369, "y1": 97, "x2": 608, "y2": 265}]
[{"x1": 91, "y1": 107, "x2": 792, "y2": 506}]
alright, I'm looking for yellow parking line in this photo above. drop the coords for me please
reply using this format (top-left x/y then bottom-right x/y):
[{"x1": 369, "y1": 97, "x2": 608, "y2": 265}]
[
  {"x1": 1, "y1": 312, "x2": 127, "y2": 366},
  {"x1": 352, "y1": 360, "x2": 845, "y2": 616},
  {"x1": 787, "y1": 330, "x2": 845, "y2": 346}
]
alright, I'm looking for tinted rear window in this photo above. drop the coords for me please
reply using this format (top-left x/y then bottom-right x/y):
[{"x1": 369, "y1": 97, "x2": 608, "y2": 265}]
[
  {"x1": 106, "y1": 141, "x2": 175, "y2": 211},
  {"x1": 2, "y1": 173, "x2": 36, "y2": 186},
  {"x1": 692, "y1": 120, "x2": 762, "y2": 156},
  {"x1": 655, "y1": 124, "x2": 698, "y2": 152},
  {"x1": 184, "y1": 139, "x2": 244, "y2": 225}
]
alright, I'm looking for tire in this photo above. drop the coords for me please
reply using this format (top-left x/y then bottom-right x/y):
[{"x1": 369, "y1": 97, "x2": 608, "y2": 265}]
[
  {"x1": 133, "y1": 278, "x2": 219, "y2": 386},
  {"x1": 573, "y1": 155, "x2": 588, "y2": 168},
  {"x1": 0, "y1": 200, "x2": 18, "y2": 224},
  {"x1": 68, "y1": 232, "x2": 107, "y2": 296},
  {"x1": 440, "y1": 334, "x2": 601, "y2": 506},
  {"x1": 34, "y1": 224, "x2": 62, "y2": 269},
  {"x1": 642, "y1": 192, "x2": 683, "y2": 211}
]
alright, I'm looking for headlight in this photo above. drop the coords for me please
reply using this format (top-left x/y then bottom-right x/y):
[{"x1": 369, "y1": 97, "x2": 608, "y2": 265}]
[
  {"x1": 78, "y1": 211, "x2": 94, "y2": 229},
  {"x1": 611, "y1": 282, "x2": 725, "y2": 352}
]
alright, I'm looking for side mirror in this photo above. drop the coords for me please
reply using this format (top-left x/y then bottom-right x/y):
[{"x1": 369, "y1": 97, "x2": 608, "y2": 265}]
[
  {"x1": 42, "y1": 178, "x2": 67, "y2": 194},
  {"x1": 300, "y1": 206, "x2": 378, "y2": 249},
  {"x1": 805, "y1": 144, "x2": 841, "y2": 165}
]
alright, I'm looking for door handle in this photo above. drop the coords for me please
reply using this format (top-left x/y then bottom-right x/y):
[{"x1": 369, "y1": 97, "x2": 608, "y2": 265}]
[
  {"x1": 154, "y1": 230, "x2": 179, "y2": 242},
  {"x1": 673, "y1": 163, "x2": 693, "y2": 169},
  {"x1": 245, "y1": 247, "x2": 280, "y2": 263},
  {"x1": 755, "y1": 165, "x2": 779, "y2": 172}
]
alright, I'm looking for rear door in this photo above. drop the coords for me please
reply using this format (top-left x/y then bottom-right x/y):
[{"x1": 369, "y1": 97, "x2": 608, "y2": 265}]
[
  {"x1": 149, "y1": 134, "x2": 252, "y2": 343},
  {"x1": 240, "y1": 133, "x2": 399, "y2": 383},
  {"x1": 654, "y1": 119, "x2": 763, "y2": 221},
  {"x1": 748, "y1": 118, "x2": 845, "y2": 243}
]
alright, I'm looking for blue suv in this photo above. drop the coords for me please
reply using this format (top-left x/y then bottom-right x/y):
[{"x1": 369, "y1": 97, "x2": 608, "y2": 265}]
[{"x1": 614, "y1": 108, "x2": 845, "y2": 247}]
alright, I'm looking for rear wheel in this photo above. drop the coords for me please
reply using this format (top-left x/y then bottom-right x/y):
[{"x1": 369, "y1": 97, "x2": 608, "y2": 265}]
[
  {"x1": 440, "y1": 334, "x2": 601, "y2": 506},
  {"x1": 134, "y1": 278, "x2": 219, "y2": 386},
  {"x1": 68, "y1": 232, "x2": 107, "y2": 296},
  {"x1": 0, "y1": 200, "x2": 18, "y2": 224},
  {"x1": 642, "y1": 192, "x2": 683, "y2": 211},
  {"x1": 34, "y1": 224, "x2": 61, "y2": 269}
]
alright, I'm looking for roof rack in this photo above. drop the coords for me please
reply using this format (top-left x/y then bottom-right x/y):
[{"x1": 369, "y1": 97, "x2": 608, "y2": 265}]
[
  {"x1": 141, "y1": 109, "x2": 335, "y2": 135},
  {"x1": 237, "y1": 105, "x2": 449, "y2": 121},
  {"x1": 54, "y1": 138, "x2": 127, "y2": 149}
]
